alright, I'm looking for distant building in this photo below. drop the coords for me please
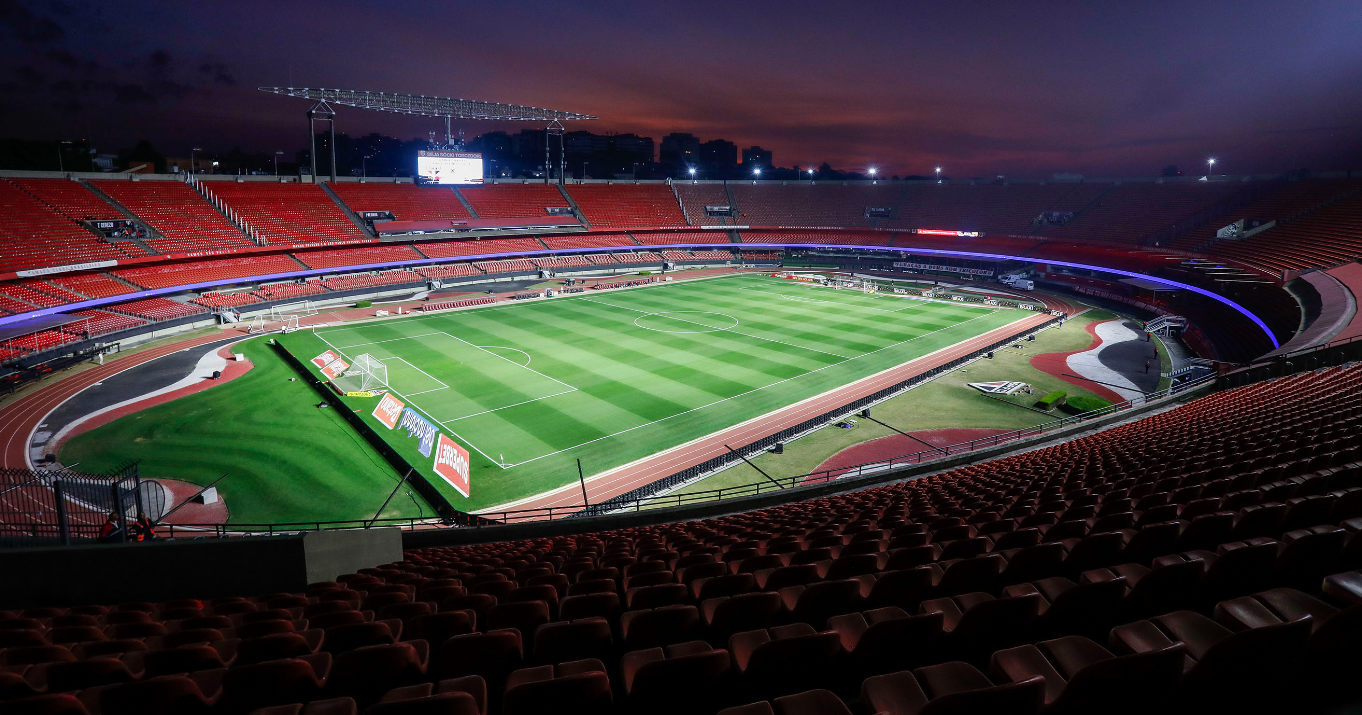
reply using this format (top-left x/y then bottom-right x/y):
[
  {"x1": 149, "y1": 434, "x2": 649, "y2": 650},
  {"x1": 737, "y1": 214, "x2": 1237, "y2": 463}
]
[
  {"x1": 660, "y1": 133, "x2": 700, "y2": 166},
  {"x1": 742, "y1": 145, "x2": 772, "y2": 170},
  {"x1": 700, "y1": 139, "x2": 737, "y2": 171}
]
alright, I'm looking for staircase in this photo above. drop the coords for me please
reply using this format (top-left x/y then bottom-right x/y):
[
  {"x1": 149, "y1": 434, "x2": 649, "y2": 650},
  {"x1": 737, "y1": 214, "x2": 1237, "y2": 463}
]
[
  {"x1": 318, "y1": 181, "x2": 375, "y2": 238},
  {"x1": 1145, "y1": 314, "x2": 1188, "y2": 336},
  {"x1": 187, "y1": 177, "x2": 263, "y2": 246},
  {"x1": 451, "y1": 187, "x2": 479, "y2": 218},
  {"x1": 74, "y1": 180, "x2": 161, "y2": 255},
  {"x1": 556, "y1": 184, "x2": 589, "y2": 228}
]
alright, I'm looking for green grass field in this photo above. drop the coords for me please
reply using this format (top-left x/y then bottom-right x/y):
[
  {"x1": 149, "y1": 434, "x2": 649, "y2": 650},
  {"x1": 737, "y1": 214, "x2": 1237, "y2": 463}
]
[
  {"x1": 60, "y1": 335, "x2": 432, "y2": 525},
  {"x1": 278, "y1": 274, "x2": 1026, "y2": 512},
  {"x1": 62, "y1": 273, "x2": 1034, "y2": 521}
]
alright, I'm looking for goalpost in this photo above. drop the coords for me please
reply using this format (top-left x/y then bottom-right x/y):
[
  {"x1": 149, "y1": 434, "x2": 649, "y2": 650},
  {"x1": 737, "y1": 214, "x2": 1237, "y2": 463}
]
[
  {"x1": 332, "y1": 353, "x2": 388, "y2": 393},
  {"x1": 271, "y1": 301, "x2": 318, "y2": 321}
]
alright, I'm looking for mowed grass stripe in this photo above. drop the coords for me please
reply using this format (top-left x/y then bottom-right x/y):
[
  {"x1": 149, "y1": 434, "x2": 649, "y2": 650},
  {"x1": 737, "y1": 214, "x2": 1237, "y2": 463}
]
[{"x1": 270, "y1": 274, "x2": 1026, "y2": 510}]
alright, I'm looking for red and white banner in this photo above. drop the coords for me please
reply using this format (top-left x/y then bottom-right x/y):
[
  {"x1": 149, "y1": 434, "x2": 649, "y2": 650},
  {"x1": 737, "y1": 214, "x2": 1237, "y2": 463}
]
[
  {"x1": 312, "y1": 350, "x2": 340, "y2": 368},
  {"x1": 372, "y1": 393, "x2": 405, "y2": 429},
  {"x1": 321, "y1": 359, "x2": 349, "y2": 379},
  {"x1": 433, "y1": 434, "x2": 471, "y2": 498}
]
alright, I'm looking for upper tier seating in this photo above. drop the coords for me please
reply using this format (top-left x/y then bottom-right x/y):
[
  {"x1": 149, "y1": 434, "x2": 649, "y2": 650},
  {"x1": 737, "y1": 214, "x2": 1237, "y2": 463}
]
[
  {"x1": 416, "y1": 237, "x2": 545, "y2": 259},
  {"x1": 459, "y1": 185, "x2": 569, "y2": 218},
  {"x1": 0, "y1": 281, "x2": 70, "y2": 309},
  {"x1": 115, "y1": 255, "x2": 303, "y2": 290},
  {"x1": 1042, "y1": 183, "x2": 1245, "y2": 245},
  {"x1": 7, "y1": 178, "x2": 119, "y2": 221},
  {"x1": 0, "y1": 181, "x2": 144, "y2": 273},
  {"x1": 1166, "y1": 180, "x2": 1362, "y2": 254},
  {"x1": 531, "y1": 255, "x2": 593, "y2": 269},
  {"x1": 1207, "y1": 190, "x2": 1362, "y2": 274},
  {"x1": 673, "y1": 183, "x2": 732, "y2": 226},
  {"x1": 207, "y1": 182, "x2": 367, "y2": 245},
  {"x1": 329, "y1": 183, "x2": 471, "y2": 221},
  {"x1": 566, "y1": 185, "x2": 687, "y2": 228},
  {"x1": 91, "y1": 179, "x2": 254, "y2": 253},
  {"x1": 613, "y1": 252, "x2": 665, "y2": 264},
  {"x1": 49, "y1": 274, "x2": 137, "y2": 299},
  {"x1": 740, "y1": 230, "x2": 892, "y2": 247},
  {"x1": 730, "y1": 184, "x2": 905, "y2": 228},
  {"x1": 887, "y1": 183, "x2": 1108, "y2": 235},
  {"x1": 294, "y1": 245, "x2": 422, "y2": 270}
]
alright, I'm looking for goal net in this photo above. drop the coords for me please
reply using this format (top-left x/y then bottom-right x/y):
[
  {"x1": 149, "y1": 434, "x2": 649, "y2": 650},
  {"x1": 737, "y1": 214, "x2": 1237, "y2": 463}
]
[
  {"x1": 331, "y1": 353, "x2": 388, "y2": 393},
  {"x1": 271, "y1": 301, "x2": 318, "y2": 320}
]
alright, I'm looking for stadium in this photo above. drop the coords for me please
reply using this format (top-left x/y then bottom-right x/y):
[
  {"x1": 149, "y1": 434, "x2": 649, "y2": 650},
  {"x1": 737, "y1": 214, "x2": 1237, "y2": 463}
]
[{"x1": 2, "y1": 3, "x2": 1362, "y2": 714}]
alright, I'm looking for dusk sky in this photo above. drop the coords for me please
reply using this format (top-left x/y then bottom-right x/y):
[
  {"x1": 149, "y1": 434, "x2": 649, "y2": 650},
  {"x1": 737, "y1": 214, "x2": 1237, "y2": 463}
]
[{"x1": 3, "y1": 0, "x2": 1361, "y2": 177}]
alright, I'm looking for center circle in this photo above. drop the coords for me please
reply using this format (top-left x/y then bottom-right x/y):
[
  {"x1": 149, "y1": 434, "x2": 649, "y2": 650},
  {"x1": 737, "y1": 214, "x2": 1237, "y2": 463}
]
[{"x1": 634, "y1": 311, "x2": 740, "y2": 333}]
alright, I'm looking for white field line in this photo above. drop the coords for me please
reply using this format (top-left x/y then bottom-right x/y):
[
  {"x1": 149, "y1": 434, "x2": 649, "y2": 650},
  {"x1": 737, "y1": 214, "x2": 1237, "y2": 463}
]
[
  {"x1": 579, "y1": 297, "x2": 852, "y2": 360},
  {"x1": 491, "y1": 309, "x2": 998, "y2": 469},
  {"x1": 380, "y1": 357, "x2": 451, "y2": 396},
  {"x1": 437, "y1": 388, "x2": 580, "y2": 423}
]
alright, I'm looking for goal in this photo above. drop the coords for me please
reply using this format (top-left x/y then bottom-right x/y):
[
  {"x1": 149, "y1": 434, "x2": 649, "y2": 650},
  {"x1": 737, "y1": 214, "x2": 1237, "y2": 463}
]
[
  {"x1": 331, "y1": 353, "x2": 388, "y2": 393},
  {"x1": 271, "y1": 301, "x2": 319, "y2": 321}
]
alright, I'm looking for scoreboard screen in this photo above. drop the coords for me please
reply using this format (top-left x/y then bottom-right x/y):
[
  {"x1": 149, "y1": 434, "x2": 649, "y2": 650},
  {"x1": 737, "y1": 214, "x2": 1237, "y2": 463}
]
[{"x1": 416, "y1": 150, "x2": 483, "y2": 185}]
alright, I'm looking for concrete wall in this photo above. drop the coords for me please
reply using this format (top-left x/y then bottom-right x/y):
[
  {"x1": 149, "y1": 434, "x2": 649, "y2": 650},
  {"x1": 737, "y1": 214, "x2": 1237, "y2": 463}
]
[{"x1": 0, "y1": 528, "x2": 402, "y2": 609}]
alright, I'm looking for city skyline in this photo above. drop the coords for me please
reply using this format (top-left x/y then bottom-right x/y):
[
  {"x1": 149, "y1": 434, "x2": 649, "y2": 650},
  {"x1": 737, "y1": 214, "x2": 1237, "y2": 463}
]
[{"x1": 1, "y1": 0, "x2": 1360, "y2": 178}]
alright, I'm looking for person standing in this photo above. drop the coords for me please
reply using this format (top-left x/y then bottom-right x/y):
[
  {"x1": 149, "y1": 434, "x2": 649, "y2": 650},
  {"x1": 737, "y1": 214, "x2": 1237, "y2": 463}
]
[{"x1": 1145, "y1": 360, "x2": 1151, "y2": 374}]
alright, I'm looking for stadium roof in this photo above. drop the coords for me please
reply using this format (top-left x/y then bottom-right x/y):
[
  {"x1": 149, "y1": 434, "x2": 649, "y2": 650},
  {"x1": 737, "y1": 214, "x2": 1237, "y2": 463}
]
[{"x1": 257, "y1": 87, "x2": 597, "y2": 121}]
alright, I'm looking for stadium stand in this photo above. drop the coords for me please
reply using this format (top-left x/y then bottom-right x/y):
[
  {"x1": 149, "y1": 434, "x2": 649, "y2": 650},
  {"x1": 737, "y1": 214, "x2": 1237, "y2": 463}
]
[
  {"x1": 632, "y1": 230, "x2": 729, "y2": 246},
  {"x1": 417, "y1": 237, "x2": 546, "y2": 259},
  {"x1": 1042, "y1": 182, "x2": 1246, "y2": 245},
  {"x1": 252, "y1": 281, "x2": 330, "y2": 302},
  {"x1": 0, "y1": 282, "x2": 70, "y2": 309},
  {"x1": 459, "y1": 185, "x2": 568, "y2": 218},
  {"x1": 293, "y1": 245, "x2": 423, "y2": 270},
  {"x1": 1206, "y1": 189, "x2": 1362, "y2": 274},
  {"x1": 0, "y1": 294, "x2": 35, "y2": 315},
  {"x1": 48, "y1": 273, "x2": 137, "y2": 300},
  {"x1": 585, "y1": 254, "x2": 619, "y2": 265},
  {"x1": 6, "y1": 178, "x2": 120, "y2": 221},
  {"x1": 416, "y1": 263, "x2": 483, "y2": 279},
  {"x1": 320, "y1": 270, "x2": 424, "y2": 292},
  {"x1": 6, "y1": 365, "x2": 1359, "y2": 714},
  {"x1": 1165, "y1": 180, "x2": 1362, "y2": 253},
  {"x1": 91, "y1": 179, "x2": 255, "y2": 253},
  {"x1": 888, "y1": 183, "x2": 1109, "y2": 235},
  {"x1": 541, "y1": 234, "x2": 637, "y2": 251},
  {"x1": 207, "y1": 182, "x2": 367, "y2": 245},
  {"x1": 474, "y1": 259, "x2": 538, "y2": 274},
  {"x1": 567, "y1": 185, "x2": 687, "y2": 228},
  {"x1": 191, "y1": 291, "x2": 264, "y2": 309},
  {"x1": 729, "y1": 183, "x2": 905, "y2": 227},
  {"x1": 0, "y1": 181, "x2": 144, "y2": 273},
  {"x1": 740, "y1": 230, "x2": 892, "y2": 247},
  {"x1": 112, "y1": 297, "x2": 208, "y2": 321},
  {"x1": 115, "y1": 255, "x2": 303, "y2": 290},
  {"x1": 673, "y1": 183, "x2": 732, "y2": 226},
  {"x1": 27, "y1": 280, "x2": 88, "y2": 304},
  {"x1": 613, "y1": 252, "x2": 665, "y2": 263},
  {"x1": 689, "y1": 250, "x2": 737, "y2": 261},
  {"x1": 530, "y1": 255, "x2": 593, "y2": 269},
  {"x1": 328, "y1": 182, "x2": 472, "y2": 221},
  {"x1": 65, "y1": 309, "x2": 146, "y2": 336}
]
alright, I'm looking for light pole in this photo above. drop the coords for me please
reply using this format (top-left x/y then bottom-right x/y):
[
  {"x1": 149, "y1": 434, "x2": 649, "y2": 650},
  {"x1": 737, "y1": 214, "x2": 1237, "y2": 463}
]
[
  {"x1": 361, "y1": 154, "x2": 372, "y2": 179},
  {"x1": 688, "y1": 166, "x2": 696, "y2": 183},
  {"x1": 1207, "y1": 158, "x2": 1216, "y2": 178},
  {"x1": 808, "y1": 167, "x2": 816, "y2": 183},
  {"x1": 583, "y1": 161, "x2": 589, "y2": 180},
  {"x1": 274, "y1": 151, "x2": 283, "y2": 176},
  {"x1": 190, "y1": 147, "x2": 202, "y2": 175},
  {"x1": 868, "y1": 167, "x2": 878, "y2": 184},
  {"x1": 753, "y1": 166, "x2": 761, "y2": 184},
  {"x1": 57, "y1": 140, "x2": 71, "y2": 172},
  {"x1": 935, "y1": 166, "x2": 942, "y2": 182}
]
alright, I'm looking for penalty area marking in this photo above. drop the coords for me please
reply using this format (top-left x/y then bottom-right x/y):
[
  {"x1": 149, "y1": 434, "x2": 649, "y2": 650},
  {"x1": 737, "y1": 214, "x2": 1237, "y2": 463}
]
[{"x1": 475, "y1": 346, "x2": 533, "y2": 367}]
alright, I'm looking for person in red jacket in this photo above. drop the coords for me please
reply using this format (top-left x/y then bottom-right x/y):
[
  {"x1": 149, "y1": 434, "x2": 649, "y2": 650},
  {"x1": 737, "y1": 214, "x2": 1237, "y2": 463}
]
[{"x1": 98, "y1": 512, "x2": 122, "y2": 542}]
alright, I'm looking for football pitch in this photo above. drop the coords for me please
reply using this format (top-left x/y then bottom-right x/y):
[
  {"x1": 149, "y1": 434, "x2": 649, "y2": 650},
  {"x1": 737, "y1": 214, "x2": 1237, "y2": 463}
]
[{"x1": 278, "y1": 273, "x2": 1027, "y2": 512}]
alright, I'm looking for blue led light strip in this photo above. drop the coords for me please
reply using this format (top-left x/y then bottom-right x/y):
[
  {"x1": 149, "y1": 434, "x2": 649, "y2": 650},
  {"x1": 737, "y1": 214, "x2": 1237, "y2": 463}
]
[{"x1": 0, "y1": 242, "x2": 1279, "y2": 349}]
